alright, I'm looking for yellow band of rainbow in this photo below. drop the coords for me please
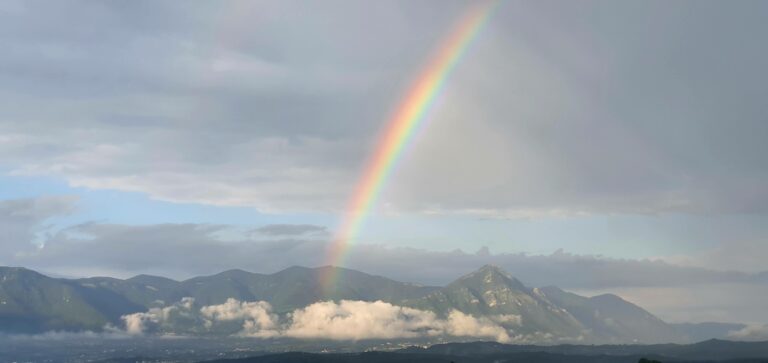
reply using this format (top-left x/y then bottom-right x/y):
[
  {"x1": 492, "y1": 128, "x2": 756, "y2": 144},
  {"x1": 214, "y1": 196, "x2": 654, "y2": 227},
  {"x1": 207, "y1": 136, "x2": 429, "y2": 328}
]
[{"x1": 321, "y1": 1, "x2": 498, "y2": 294}]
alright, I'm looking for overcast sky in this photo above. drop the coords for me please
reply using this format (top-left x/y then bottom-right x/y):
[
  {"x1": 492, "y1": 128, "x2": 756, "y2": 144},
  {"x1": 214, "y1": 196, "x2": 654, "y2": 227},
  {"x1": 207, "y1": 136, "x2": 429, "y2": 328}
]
[{"x1": 1, "y1": 0, "x2": 768, "y2": 324}]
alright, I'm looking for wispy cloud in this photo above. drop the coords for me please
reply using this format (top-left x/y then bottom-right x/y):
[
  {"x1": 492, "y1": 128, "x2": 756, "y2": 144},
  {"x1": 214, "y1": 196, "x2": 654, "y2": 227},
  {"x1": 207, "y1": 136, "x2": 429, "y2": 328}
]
[
  {"x1": 252, "y1": 224, "x2": 328, "y2": 237},
  {"x1": 727, "y1": 324, "x2": 768, "y2": 342}
]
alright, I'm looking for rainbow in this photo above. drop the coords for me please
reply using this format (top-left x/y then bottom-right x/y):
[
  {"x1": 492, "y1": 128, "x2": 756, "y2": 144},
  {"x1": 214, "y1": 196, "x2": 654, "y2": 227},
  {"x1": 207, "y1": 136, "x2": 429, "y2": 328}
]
[{"x1": 321, "y1": 1, "x2": 498, "y2": 294}]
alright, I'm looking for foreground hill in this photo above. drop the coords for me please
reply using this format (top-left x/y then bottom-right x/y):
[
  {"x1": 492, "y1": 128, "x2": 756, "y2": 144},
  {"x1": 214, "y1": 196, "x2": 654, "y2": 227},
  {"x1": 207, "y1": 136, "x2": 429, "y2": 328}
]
[
  {"x1": 202, "y1": 352, "x2": 768, "y2": 363},
  {"x1": 4, "y1": 336, "x2": 768, "y2": 363},
  {"x1": 400, "y1": 339, "x2": 768, "y2": 361},
  {"x1": 202, "y1": 340, "x2": 768, "y2": 363}
]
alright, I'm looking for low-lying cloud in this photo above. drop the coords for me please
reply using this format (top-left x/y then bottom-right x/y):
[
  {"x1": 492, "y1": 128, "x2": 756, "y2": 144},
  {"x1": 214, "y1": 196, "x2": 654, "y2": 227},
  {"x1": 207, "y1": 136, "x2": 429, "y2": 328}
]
[
  {"x1": 200, "y1": 299, "x2": 280, "y2": 338},
  {"x1": 122, "y1": 297, "x2": 198, "y2": 335},
  {"x1": 727, "y1": 324, "x2": 768, "y2": 342},
  {"x1": 284, "y1": 300, "x2": 511, "y2": 342},
  {"x1": 123, "y1": 298, "x2": 514, "y2": 343}
]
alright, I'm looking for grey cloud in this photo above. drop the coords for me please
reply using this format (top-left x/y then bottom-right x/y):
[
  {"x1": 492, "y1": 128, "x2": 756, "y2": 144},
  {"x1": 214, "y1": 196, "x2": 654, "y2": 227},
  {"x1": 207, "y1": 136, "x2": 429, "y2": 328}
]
[
  {"x1": 389, "y1": 1, "x2": 768, "y2": 216},
  {"x1": 10, "y1": 219, "x2": 765, "y2": 290},
  {"x1": 252, "y1": 224, "x2": 328, "y2": 237},
  {"x1": 1, "y1": 1, "x2": 766, "y2": 215},
  {"x1": 0, "y1": 196, "x2": 77, "y2": 263},
  {"x1": 25, "y1": 223, "x2": 323, "y2": 278},
  {"x1": 0, "y1": 198, "x2": 761, "y2": 288}
]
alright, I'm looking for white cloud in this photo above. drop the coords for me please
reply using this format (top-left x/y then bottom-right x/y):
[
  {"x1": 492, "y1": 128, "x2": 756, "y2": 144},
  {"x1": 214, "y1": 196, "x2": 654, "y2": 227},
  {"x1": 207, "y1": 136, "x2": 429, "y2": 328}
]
[
  {"x1": 727, "y1": 324, "x2": 768, "y2": 341},
  {"x1": 284, "y1": 300, "x2": 442, "y2": 340},
  {"x1": 122, "y1": 314, "x2": 147, "y2": 335},
  {"x1": 441, "y1": 310, "x2": 511, "y2": 343},
  {"x1": 200, "y1": 298, "x2": 280, "y2": 338},
  {"x1": 121, "y1": 297, "x2": 197, "y2": 335},
  {"x1": 119, "y1": 298, "x2": 515, "y2": 342}
]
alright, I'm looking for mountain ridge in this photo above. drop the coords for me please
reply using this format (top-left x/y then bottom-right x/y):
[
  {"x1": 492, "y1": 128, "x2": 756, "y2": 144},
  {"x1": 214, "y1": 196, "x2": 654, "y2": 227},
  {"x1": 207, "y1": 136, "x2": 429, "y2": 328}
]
[{"x1": 0, "y1": 264, "x2": 741, "y2": 343}]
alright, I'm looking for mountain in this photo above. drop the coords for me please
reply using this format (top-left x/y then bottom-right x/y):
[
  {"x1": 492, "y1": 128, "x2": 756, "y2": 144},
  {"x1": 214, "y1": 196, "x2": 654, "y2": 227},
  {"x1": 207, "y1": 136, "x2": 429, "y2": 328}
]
[
  {"x1": 0, "y1": 264, "x2": 728, "y2": 344},
  {"x1": 0, "y1": 265, "x2": 437, "y2": 333},
  {"x1": 671, "y1": 322, "x2": 747, "y2": 342},
  {"x1": 406, "y1": 265, "x2": 684, "y2": 343},
  {"x1": 537, "y1": 285, "x2": 682, "y2": 343},
  {"x1": 79, "y1": 266, "x2": 438, "y2": 313},
  {"x1": 406, "y1": 265, "x2": 586, "y2": 339},
  {"x1": 0, "y1": 267, "x2": 143, "y2": 332}
]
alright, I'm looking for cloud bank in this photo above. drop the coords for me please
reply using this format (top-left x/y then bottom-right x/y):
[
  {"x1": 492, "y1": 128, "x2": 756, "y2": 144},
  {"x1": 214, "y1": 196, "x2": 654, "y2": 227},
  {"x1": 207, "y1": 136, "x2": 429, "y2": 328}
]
[
  {"x1": 1, "y1": 1, "x2": 767, "y2": 216},
  {"x1": 17, "y1": 220, "x2": 764, "y2": 289},
  {"x1": 122, "y1": 298, "x2": 514, "y2": 343}
]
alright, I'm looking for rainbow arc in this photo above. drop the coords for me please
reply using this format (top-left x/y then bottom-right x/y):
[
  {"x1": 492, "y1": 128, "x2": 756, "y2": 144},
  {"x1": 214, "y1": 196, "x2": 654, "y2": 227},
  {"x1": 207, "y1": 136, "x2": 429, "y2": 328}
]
[{"x1": 321, "y1": 1, "x2": 498, "y2": 294}]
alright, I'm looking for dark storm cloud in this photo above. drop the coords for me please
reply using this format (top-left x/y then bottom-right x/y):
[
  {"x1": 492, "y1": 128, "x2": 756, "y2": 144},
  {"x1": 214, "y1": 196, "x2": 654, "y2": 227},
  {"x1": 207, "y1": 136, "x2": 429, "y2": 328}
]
[{"x1": 0, "y1": 1, "x2": 766, "y2": 215}]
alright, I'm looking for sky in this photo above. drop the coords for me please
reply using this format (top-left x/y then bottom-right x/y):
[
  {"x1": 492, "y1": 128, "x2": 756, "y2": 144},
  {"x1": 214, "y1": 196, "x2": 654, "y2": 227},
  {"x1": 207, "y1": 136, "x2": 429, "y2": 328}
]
[{"x1": 1, "y1": 0, "x2": 768, "y2": 324}]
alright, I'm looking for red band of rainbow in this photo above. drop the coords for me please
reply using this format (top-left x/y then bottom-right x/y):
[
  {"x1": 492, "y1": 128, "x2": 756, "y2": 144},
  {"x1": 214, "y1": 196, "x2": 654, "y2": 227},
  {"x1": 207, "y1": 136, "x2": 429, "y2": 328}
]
[{"x1": 321, "y1": 1, "x2": 498, "y2": 295}]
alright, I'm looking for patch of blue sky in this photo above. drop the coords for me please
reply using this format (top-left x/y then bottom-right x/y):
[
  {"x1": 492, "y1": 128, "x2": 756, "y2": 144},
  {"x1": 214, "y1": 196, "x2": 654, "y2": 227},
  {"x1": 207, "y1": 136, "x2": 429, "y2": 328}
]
[{"x1": 0, "y1": 173, "x2": 334, "y2": 233}]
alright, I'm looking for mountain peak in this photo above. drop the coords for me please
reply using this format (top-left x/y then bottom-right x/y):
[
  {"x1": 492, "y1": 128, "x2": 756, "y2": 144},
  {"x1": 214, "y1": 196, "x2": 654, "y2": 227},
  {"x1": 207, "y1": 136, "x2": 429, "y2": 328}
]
[
  {"x1": 451, "y1": 264, "x2": 527, "y2": 292},
  {"x1": 216, "y1": 268, "x2": 255, "y2": 277},
  {"x1": 467, "y1": 264, "x2": 512, "y2": 280},
  {"x1": 478, "y1": 264, "x2": 506, "y2": 273},
  {"x1": 127, "y1": 274, "x2": 179, "y2": 284}
]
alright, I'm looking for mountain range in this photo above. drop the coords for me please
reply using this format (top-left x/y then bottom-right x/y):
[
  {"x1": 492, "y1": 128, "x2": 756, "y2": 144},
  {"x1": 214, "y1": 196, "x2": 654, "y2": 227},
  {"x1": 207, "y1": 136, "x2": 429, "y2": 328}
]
[{"x1": 0, "y1": 264, "x2": 745, "y2": 343}]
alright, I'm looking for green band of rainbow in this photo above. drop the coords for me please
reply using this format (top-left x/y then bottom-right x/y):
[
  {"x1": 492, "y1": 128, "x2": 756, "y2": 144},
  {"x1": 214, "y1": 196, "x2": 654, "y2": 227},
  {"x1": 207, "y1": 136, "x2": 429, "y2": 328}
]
[{"x1": 321, "y1": 1, "x2": 498, "y2": 294}]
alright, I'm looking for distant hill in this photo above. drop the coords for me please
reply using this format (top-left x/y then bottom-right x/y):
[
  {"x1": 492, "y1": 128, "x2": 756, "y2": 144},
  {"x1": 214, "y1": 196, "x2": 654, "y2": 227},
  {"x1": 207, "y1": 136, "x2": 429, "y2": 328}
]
[
  {"x1": 671, "y1": 322, "x2": 748, "y2": 342},
  {"x1": 406, "y1": 265, "x2": 685, "y2": 343},
  {"x1": 0, "y1": 264, "x2": 747, "y2": 344},
  {"x1": 538, "y1": 285, "x2": 681, "y2": 343}
]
